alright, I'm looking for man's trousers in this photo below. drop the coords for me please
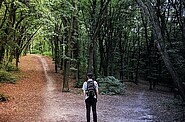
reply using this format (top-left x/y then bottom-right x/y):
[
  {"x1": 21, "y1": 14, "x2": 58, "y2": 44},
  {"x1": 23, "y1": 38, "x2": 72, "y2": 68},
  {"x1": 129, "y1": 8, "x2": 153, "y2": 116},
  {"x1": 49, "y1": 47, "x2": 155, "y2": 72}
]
[{"x1": 85, "y1": 98, "x2": 97, "y2": 122}]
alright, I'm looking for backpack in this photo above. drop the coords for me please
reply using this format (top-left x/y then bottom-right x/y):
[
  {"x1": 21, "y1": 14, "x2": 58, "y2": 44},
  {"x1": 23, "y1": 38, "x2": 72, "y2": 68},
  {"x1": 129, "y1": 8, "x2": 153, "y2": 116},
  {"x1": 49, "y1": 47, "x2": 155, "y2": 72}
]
[{"x1": 87, "y1": 80, "x2": 96, "y2": 98}]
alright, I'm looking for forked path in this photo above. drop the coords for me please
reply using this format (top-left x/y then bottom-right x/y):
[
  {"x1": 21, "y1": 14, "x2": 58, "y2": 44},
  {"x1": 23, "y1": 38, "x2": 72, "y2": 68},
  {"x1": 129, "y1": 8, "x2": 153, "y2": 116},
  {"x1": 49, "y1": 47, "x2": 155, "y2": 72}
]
[
  {"x1": 38, "y1": 55, "x2": 153, "y2": 122},
  {"x1": 1, "y1": 55, "x2": 176, "y2": 122}
]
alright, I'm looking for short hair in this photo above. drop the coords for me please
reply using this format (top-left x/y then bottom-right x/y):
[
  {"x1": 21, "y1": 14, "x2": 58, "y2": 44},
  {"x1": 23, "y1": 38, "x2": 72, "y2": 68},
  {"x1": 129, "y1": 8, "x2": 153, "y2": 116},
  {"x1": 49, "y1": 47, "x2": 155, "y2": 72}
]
[{"x1": 87, "y1": 72, "x2": 93, "y2": 78}]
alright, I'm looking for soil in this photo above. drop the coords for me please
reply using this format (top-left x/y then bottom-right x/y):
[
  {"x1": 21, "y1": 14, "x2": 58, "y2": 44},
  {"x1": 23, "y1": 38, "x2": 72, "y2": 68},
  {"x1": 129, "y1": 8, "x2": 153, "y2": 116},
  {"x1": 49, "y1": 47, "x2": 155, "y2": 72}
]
[{"x1": 0, "y1": 54, "x2": 185, "y2": 122}]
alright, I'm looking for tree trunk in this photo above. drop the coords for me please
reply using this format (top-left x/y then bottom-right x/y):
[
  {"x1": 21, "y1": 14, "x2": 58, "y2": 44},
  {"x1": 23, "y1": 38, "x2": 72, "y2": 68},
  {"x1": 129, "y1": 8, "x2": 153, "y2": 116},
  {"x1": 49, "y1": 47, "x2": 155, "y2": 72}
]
[
  {"x1": 119, "y1": 34, "x2": 124, "y2": 81},
  {"x1": 155, "y1": 40, "x2": 185, "y2": 101},
  {"x1": 63, "y1": 14, "x2": 74, "y2": 91},
  {"x1": 87, "y1": 44, "x2": 94, "y2": 73},
  {"x1": 63, "y1": 59, "x2": 69, "y2": 91},
  {"x1": 0, "y1": 0, "x2": 4, "y2": 8},
  {"x1": 54, "y1": 24, "x2": 59, "y2": 73},
  {"x1": 0, "y1": 46, "x2": 5, "y2": 62},
  {"x1": 183, "y1": 17, "x2": 185, "y2": 54},
  {"x1": 87, "y1": 0, "x2": 111, "y2": 74},
  {"x1": 15, "y1": 52, "x2": 19, "y2": 68},
  {"x1": 73, "y1": 16, "x2": 79, "y2": 81},
  {"x1": 136, "y1": 0, "x2": 185, "y2": 101}
]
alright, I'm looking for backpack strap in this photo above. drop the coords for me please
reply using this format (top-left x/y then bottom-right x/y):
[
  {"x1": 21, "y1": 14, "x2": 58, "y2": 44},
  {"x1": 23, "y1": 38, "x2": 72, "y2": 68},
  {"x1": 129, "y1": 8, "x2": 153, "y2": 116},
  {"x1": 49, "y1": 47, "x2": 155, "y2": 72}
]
[
  {"x1": 87, "y1": 80, "x2": 97, "y2": 97},
  {"x1": 87, "y1": 80, "x2": 94, "y2": 89}
]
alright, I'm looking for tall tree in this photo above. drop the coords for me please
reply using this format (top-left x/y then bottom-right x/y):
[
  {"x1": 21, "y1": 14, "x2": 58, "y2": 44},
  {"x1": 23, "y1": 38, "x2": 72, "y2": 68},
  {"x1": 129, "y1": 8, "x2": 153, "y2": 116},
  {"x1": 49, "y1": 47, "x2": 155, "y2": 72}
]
[{"x1": 136, "y1": 0, "x2": 185, "y2": 101}]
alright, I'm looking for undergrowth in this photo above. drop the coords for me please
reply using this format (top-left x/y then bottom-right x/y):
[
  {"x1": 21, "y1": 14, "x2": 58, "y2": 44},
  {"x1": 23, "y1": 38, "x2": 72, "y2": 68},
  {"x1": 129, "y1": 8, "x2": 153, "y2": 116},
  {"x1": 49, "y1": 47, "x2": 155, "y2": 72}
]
[
  {"x1": 0, "y1": 70, "x2": 18, "y2": 84},
  {"x1": 97, "y1": 76, "x2": 127, "y2": 95}
]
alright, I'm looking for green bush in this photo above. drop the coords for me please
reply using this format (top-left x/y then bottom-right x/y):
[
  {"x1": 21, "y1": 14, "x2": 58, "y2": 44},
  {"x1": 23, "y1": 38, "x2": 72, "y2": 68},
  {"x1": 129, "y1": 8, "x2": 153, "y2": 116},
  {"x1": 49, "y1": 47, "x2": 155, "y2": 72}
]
[
  {"x1": 0, "y1": 70, "x2": 18, "y2": 83},
  {"x1": 97, "y1": 76, "x2": 126, "y2": 95},
  {"x1": 42, "y1": 51, "x2": 52, "y2": 57},
  {"x1": 6, "y1": 63, "x2": 19, "y2": 71},
  {"x1": 31, "y1": 49, "x2": 41, "y2": 54}
]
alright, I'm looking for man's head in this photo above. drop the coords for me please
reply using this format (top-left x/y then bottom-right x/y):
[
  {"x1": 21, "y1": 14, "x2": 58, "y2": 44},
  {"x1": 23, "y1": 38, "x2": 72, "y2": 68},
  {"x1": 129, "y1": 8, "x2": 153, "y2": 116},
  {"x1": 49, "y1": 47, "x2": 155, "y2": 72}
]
[{"x1": 87, "y1": 72, "x2": 93, "y2": 79}]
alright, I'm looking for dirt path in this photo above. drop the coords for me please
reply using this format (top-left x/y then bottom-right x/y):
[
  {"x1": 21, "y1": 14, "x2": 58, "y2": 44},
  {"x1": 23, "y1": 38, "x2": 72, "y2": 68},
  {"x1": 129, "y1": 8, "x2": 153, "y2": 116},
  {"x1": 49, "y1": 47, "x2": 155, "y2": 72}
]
[
  {"x1": 1, "y1": 54, "x2": 184, "y2": 122},
  {"x1": 38, "y1": 55, "x2": 153, "y2": 122},
  {"x1": 0, "y1": 54, "x2": 46, "y2": 122}
]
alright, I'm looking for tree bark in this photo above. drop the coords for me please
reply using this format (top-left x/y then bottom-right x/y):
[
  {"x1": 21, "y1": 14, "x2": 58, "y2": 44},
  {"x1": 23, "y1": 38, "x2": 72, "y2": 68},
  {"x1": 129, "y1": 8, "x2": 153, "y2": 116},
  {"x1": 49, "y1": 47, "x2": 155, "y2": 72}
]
[
  {"x1": 136, "y1": 0, "x2": 185, "y2": 101},
  {"x1": 87, "y1": 0, "x2": 111, "y2": 74},
  {"x1": 0, "y1": 0, "x2": 4, "y2": 8},
  {"x1": 0, "y1": 46, "x2": 5, "y2": 62},
  {"x1": 183, "y1": 17, "x2": 185, "y2": 52},
  {"x1": 63, "y1": 14, "x2": 74, "y2": 91},
  {"x1": 155, "y1": 40, "x2": 185, "y2": 100},
  {"x1": 54, "y1": 24, "x2": 59, "y2": 73}
]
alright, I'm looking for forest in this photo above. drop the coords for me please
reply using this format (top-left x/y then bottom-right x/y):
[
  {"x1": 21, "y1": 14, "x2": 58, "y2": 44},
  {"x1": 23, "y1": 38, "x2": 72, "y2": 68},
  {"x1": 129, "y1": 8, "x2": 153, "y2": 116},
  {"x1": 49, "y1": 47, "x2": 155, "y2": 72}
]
[{"x1": 0, "y1": 0, "x2": 185, "y2": 100}]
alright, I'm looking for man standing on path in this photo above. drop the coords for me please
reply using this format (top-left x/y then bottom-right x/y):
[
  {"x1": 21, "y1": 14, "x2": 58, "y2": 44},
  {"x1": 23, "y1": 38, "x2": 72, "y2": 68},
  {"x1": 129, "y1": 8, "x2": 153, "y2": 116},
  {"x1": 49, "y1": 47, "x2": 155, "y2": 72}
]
[{"x1": 82, "y1": 73, "x2": 99, "y2": 122}]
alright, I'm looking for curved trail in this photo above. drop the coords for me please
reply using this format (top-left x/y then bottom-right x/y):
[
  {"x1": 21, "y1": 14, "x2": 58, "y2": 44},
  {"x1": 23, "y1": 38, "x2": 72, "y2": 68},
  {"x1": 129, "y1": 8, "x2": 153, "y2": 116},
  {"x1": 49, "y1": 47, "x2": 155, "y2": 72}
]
[
  {"x1": 38, "y1": 55, "x2": 153, "y2": 122},
  {"x1": 38, "y1": 55, "x2": 85, "y2": 122}
]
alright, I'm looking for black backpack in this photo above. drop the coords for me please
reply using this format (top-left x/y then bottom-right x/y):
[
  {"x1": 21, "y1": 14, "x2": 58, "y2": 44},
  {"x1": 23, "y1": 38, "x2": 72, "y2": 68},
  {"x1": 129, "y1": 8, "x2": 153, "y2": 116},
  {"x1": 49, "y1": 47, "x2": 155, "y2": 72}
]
[{"x1": 87, "y1": 80, "x2": 96, "y2": 98}]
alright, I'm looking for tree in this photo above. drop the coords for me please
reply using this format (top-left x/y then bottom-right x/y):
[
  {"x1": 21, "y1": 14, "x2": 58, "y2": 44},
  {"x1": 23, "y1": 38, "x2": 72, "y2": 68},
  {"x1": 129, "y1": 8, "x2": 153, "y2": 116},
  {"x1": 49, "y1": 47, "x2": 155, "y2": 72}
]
[{"x1": 136, "y1": 0, "x2": 185, "y2": 101}]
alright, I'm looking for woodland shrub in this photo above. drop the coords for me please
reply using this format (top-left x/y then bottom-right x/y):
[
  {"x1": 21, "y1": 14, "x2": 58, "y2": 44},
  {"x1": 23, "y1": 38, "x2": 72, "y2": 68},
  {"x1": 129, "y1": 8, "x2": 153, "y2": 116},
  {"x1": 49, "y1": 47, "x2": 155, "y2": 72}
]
[
  {"x1": 42, "y1": 51, "x2": 52, "y2": 57},
  {"x1": 31, "y1": 49, "x2": 41, "y2": 54},
  {"x1": 6, "y1": 63, "x2": 19, "y2": 71},
  {"x1": 0, "y1": 70, "x2": 17, "y2": 83},
  {"x1": 0, "y1": 63, "x2": 18, "y2": 71},
  {"x1": 97, "y1": 76, "x2": 126, "y2": 95}
]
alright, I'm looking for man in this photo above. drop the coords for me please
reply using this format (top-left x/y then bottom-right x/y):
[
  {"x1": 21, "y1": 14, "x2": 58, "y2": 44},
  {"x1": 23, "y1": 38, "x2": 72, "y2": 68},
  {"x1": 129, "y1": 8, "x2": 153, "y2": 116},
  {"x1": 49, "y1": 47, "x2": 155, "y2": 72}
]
[{"x1": 82, "y1": 72, "x2": 99, "y2": 122}]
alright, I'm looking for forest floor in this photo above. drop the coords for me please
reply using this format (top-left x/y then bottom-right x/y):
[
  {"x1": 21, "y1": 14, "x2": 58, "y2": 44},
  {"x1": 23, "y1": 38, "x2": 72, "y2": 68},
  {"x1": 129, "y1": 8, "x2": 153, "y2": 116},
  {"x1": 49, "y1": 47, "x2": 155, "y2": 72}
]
[{"x1": 0, "y1": 54, "x2": 185, "y2": 122}]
